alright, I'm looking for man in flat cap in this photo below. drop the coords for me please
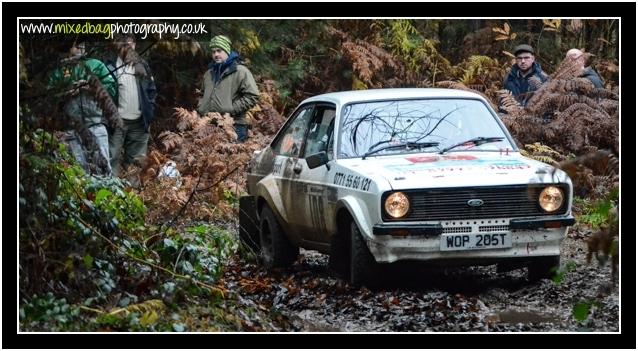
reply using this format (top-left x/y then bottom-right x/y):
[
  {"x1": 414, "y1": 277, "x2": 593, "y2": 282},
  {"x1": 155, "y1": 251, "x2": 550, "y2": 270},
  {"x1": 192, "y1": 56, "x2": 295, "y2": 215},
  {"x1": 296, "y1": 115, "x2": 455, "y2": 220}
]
[
  {"x1": 197, "y1": 35, "x2": 259, "y2": 143},
  {"x1": 503, "y1": 44, "x2": 548, "y2": 106}
]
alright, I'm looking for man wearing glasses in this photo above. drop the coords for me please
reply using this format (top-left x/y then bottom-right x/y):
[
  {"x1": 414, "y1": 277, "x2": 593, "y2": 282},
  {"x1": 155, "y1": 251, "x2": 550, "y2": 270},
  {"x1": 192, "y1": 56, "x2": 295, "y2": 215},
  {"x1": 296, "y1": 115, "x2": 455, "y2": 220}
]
[{"x1": 503, "y1": 44, "x2": 548, "y2": 106}]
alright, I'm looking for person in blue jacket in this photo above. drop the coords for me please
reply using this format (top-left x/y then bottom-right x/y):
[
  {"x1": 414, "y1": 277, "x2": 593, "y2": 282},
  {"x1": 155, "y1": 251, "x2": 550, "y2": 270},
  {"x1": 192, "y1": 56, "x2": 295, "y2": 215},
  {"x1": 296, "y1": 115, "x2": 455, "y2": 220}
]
[
  {"x1": 565, "y1": 48, "x2": 604, "y2": 88},
  {"x1": 503, "y1": 44, "x2": 548, "y2": 106}
]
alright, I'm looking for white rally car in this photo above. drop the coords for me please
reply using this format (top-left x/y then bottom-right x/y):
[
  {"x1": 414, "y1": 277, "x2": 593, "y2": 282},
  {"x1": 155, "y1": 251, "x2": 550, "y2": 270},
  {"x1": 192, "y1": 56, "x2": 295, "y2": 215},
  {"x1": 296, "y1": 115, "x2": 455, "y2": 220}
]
[{"x1": 239, "y1": 88, "x2": 574, "y2": 287}]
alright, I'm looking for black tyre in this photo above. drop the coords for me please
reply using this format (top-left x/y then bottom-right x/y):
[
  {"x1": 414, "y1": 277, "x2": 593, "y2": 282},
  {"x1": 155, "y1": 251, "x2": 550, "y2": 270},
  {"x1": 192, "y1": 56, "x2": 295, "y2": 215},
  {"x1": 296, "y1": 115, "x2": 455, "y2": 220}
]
[
  {"x1": 528, "y1": 256, "x2": 560, "y2": 282},
  {"x1": 259, "y1": 205, "x2": 298, "y2": 269},
  {"x1": 328, "y1": 231, "x2": 349, "y2": 278},
  {"x1": 238, "y1": 196, "x2": 260, "y2": 255},
  {"x1": 349, "y1": 220, "x2": 378, "y2": 288}
]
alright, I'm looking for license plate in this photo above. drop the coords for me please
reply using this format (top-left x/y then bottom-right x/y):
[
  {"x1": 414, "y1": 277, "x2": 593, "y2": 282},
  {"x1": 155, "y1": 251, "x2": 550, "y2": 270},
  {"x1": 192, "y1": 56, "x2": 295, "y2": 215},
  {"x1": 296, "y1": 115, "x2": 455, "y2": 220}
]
[{"x1": 440, "y1": 233, "x2": 512, "y2": 251}]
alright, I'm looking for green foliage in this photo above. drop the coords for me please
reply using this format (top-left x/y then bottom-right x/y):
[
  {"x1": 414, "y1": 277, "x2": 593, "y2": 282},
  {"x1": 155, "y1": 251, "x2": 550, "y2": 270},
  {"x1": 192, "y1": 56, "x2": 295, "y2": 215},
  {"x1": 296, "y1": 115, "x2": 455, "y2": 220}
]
[
  {"x1": 286, "y1": 58, "x2": 308, "y2": 84},
  {"x1": 576, "y1": 189, "x2": 618, "y2": 230},
  {"x1": 95, "y1": 309, "x2": 164, "y2": 332},
  {"x1": 387, "y1": 20, "x2": 419, "y2": 60},
  {"x1": 572, "y1": 300, "x2": 601, "y2": 323},
  {"x1": 89, "y1": 177, "x2": 146, "y2": 232},
  {"x1": 165, "y1": 224, "x2": 238, "y2": 285},
  {"x1": 223, "y1": 188, "x2": 239, "y2": 206},
  {"x1": 19, "y1": 126, "x2": 146, "y2": 238},
  {"x1": 386, "y1": 20, "x2": 426, "y2": 75},
  {"x1": 520, "y1": 142, "x2": 565, "y2": 166},
  {"x1": 19, "y1": 120, "x2": 241, "y2": 331},
  {"x1": 20, "y1": 293, "x2": 81, "y2": 331},
  {"x1": 235, "y1": 27, "x2": 261, "y2": 57},
  {"x1": 244, "y1": 20, "x2": 329, "y2": 110},
  {"x1": 579, "y1": 202, "x2": 611, "y2": 230},
  {"x1": 383, "y1": 19, "x2": 452, "y2": 82},
  {"x1": 572, "y1": 302, "x2": 590, "y2": 322},
  {"x1": 19, "y1": 124, "x2": 153, "y2": 307},
  {"x1": 459, "y1": 55, "x2": 505, "y2": 86},
  {"x1": 552, "y1": 260, "x2": 577, "y2": 285}
]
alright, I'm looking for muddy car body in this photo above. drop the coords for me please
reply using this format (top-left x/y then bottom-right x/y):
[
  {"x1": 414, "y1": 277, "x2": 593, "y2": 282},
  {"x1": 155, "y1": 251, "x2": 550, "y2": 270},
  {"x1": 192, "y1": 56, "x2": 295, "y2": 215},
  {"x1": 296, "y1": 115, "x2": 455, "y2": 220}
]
[{"x1": 240, "y1": 88, "x2": 574, "y2": 286}]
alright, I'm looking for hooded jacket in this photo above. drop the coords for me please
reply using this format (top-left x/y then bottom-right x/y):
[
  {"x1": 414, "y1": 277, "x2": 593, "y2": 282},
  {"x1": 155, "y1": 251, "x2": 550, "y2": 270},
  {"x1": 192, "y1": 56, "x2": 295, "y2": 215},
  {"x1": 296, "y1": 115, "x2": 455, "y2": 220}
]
[
  {"x1": 503, "y1": 62, "x2": 548, "y2": 106},
  {"x1": 197, "y1": 52, "x2": 259, "y2": 125},
  {"x1": 48, "y1": 57, "x2": 117, "y2": 127}
]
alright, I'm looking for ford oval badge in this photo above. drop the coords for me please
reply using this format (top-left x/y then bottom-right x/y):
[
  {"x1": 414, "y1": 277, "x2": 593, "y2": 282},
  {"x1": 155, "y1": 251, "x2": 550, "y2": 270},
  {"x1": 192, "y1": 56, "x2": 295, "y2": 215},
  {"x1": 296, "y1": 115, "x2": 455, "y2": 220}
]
[{"x1": 467, "y1": 199, "x2": 484, "y2": 207}]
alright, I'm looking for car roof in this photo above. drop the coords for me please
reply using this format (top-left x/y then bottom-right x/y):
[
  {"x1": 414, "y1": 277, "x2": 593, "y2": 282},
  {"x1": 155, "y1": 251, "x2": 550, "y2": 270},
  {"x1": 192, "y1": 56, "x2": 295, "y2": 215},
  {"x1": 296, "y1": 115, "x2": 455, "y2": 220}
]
[{"x1": 300, "y1": 88, "x2": 487, "y2": 105}]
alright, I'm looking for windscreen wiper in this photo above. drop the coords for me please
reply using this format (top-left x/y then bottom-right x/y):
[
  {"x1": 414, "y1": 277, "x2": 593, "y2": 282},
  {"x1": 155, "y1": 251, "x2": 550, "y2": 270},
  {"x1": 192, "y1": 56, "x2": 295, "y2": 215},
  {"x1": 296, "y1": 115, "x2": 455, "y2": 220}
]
[
  {"x1": 438, "y1": 137, "x2": 504, "y2": 154},
  {"x1": 363, "y1": 141, "x2": 439, "y2": 160}
]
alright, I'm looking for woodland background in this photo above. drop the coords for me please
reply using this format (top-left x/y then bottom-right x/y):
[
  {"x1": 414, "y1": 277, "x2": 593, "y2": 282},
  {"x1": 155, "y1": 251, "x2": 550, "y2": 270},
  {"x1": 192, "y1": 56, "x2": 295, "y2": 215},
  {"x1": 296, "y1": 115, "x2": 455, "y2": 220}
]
[{"x1": 18, "y1": 19, "x2": 619, "y2": 332}]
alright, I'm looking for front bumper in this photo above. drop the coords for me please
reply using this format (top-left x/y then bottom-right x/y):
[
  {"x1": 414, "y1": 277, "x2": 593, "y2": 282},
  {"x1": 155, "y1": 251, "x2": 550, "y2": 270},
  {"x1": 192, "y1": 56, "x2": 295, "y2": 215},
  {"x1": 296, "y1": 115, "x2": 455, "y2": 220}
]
[{"x1": 368, "y1": 216, "x2": 574, "y2": 264}]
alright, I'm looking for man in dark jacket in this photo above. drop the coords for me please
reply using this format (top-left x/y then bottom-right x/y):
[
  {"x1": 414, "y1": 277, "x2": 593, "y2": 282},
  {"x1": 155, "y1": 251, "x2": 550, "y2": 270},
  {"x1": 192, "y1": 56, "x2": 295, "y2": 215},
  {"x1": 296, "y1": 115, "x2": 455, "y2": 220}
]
[
  {"x1": 197, "y1": 35, "x2": 259, "y2": 143},
  {"x1": 565, "y1": 48, "x2": 604, "y2": 88},
  {"x1": 503, "y1": 44, "x2": 549, "y2": 106},
  {"x1": 104, "y1": 34, "x2": 157, "y2": 176}
]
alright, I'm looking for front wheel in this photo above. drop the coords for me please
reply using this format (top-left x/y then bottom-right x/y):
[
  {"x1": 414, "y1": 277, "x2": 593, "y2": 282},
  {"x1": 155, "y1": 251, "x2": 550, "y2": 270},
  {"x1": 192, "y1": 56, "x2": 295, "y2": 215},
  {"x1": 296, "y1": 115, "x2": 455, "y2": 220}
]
[
  {"x1": 349, "y1": 220, "x2": 378, "y2": 288},
  {"x1": 259, "y1": 206, "x2": 298, "y2": 269},
  {"x1": 528, "y1": 256, "x2": 560, "y2": 282},
  {"x1": 328, "y1": 231, "x2": 349, "y2": 279}
]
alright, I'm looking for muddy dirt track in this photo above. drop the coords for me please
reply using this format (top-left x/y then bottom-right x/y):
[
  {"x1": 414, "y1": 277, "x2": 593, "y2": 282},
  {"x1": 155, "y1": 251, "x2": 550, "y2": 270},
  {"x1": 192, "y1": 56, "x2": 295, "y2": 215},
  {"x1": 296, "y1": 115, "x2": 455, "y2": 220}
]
[{"x1": 221, "y1": 228, "x2": 619, "y2": 332}]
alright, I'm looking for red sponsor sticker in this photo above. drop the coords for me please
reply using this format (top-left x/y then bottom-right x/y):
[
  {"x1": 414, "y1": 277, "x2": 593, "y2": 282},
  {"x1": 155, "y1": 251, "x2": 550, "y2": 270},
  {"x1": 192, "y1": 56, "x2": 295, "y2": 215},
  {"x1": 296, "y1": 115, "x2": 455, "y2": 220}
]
[{"x1": 406, "y1": 156, "x2": 439, "y2": 163}]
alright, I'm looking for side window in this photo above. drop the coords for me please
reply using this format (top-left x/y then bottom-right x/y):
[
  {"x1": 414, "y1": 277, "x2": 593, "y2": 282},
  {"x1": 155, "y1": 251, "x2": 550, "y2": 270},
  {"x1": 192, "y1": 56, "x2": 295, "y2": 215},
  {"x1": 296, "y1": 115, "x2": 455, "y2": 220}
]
[
  {"x1": 303, "y1": 107, "x2": 336, "y2": 158},
  {"x1": 272, "y1": 106, "x2": 314, "y2": 157}
]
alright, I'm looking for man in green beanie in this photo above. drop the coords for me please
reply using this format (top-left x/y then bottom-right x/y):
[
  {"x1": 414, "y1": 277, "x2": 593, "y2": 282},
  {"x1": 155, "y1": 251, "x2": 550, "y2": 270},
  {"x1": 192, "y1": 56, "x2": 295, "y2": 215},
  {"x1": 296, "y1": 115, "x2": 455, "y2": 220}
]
[{"x1": 197, "y1": 35, "x2": 259, "y2": 142}]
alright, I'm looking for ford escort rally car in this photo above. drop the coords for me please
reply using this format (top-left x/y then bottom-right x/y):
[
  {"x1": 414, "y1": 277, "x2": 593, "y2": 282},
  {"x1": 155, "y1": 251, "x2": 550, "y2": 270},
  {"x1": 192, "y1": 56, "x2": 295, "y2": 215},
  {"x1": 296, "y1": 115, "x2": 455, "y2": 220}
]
[{"x1": 239, "y1": 88, "x2": 574, "y2": 287}]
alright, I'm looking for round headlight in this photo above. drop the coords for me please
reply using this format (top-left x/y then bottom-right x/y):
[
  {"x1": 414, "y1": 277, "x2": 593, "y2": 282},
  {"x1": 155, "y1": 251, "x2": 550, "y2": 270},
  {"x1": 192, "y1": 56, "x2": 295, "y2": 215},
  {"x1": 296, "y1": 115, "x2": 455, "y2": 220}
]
[
  {"x1": 385, "y1": 192, "x2": 410, "y2": 218},
  {"x1": 539, "y1": 186, "x2": 564, "y2": 212}
]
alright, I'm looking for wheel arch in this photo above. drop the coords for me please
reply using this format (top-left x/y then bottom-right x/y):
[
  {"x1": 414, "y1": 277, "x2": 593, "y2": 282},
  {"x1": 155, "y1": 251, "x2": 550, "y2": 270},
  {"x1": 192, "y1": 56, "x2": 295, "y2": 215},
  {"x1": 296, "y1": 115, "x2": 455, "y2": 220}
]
[{"x1": 334, "y1": 196, "x2": 374, "y2": 240}]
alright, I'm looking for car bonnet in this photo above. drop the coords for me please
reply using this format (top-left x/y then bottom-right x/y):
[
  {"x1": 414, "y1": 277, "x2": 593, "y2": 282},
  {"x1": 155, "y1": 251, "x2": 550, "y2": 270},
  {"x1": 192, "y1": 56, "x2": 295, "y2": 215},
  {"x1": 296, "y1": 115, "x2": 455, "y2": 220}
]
[{"x1": 338, "y1": 152, "x2": 569, "y2": 190}]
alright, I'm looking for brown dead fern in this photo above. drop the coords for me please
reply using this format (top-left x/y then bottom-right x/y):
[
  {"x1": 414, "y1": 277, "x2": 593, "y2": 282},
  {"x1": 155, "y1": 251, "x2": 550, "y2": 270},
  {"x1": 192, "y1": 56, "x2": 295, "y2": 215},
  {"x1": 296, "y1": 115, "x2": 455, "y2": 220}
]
[
  {"x1": 528, "y1": 93, "x2": 603, "y2": 116},
  {"x1": 85, "y1": 73, "x2": 122, "y2": 130},
  {"x1": 560, "y1": 150, "x2": 618, "y2": 179},
  {"x1": 73, "y1": 121, "x2": 111, "y2": 175},
  {"x1": 157, "y1": 131, "x2": 183, "y2": 154},
  {"x1": 496, "y1": 89, "x2": 525, "y2": 116},
  {"x1": 550, "y1": 54, "x2": 589, "y2": 81},
  {"x1": 328, "y1": 26, "x2": 403, "y2": 88},
  {"x1": 544, "y1": 103, "x2": 618, "y2": 155},
  {"x1": 498, "y1": 112, "x2": 544, "y2": 147},
  {"x1": 526, "y1": 77, "x2": 595, "y2": 114},
  {"x1": 174, "y1": 107, "x2": 208, "y2": 132},
  {"x1": 138, "y1": 105, "x2": 275, "y2": 225}
]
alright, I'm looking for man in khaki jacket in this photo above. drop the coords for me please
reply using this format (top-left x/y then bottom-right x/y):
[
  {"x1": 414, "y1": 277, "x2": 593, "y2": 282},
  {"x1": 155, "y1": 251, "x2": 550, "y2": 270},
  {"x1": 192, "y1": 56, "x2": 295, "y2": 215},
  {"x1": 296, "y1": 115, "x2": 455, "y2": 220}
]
[{"x1": 197, "y1": 35, "x2": 259, "y2": 142}]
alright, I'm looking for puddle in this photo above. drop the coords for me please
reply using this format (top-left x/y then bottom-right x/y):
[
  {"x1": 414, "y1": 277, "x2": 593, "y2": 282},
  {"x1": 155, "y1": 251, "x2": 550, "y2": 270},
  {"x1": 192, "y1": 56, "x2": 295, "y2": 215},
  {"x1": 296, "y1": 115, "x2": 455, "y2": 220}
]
[
  {"x1": 289, "y1": 310, "x2": 344, "y2": 332},
  {"x1": 488, "y1": 310, "x2": 560, "y2": 324}
]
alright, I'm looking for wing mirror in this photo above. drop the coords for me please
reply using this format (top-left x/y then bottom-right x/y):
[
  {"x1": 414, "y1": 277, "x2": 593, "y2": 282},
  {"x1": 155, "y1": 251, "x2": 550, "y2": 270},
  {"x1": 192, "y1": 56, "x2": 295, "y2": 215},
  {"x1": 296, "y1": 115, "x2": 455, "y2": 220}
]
[{"x1": 306, "y1": 151, "x2": 330, "y2": 170}]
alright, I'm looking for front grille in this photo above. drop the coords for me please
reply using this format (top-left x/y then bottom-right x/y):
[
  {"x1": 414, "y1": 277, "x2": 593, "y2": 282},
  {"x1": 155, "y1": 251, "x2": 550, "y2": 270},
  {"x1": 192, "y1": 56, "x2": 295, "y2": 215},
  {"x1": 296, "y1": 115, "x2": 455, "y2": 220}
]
[
  {"x1": 479, "y1": 225, "x2": 510, "y2": 232},
  {"x1": 383, "y1": 184, "x2": 569, "y2": 221},
  {"x1": 442, "y1": 226, "x2": 472, "y2": 234}
]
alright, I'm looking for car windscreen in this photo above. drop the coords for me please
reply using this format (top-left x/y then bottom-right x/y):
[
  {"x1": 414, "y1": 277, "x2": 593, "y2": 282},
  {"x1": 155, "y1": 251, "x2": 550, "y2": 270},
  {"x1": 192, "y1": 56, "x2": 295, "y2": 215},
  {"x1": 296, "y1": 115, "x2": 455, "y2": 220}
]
[{"x1": 338, "y1": 98, "x2": 513, "y2": 158}]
